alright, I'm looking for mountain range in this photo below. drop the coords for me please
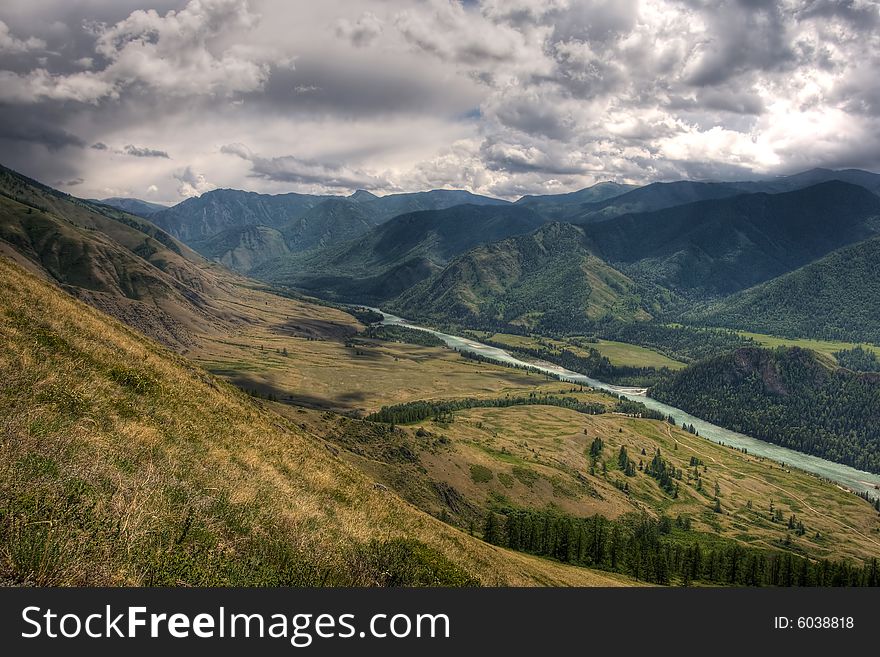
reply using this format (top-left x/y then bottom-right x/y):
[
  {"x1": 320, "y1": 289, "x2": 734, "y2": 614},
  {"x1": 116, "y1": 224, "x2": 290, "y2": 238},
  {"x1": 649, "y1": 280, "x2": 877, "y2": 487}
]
[{"x1": 7, "y1": 164, "x2": 880, "y2": 343}]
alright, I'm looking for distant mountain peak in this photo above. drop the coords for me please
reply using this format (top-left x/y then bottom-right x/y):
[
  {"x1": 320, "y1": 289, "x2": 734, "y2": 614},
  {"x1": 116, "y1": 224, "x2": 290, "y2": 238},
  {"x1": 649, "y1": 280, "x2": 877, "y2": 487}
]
[{"x1": 349, "y1": 189, "x2": 379, "y2": 202}]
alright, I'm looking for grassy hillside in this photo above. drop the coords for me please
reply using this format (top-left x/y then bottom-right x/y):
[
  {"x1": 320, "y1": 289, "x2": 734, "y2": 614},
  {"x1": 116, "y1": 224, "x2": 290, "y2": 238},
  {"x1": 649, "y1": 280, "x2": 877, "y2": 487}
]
[
  {"x1": 692, "y1": 237, "x2": 880, "y2": 343},
  {"x1": 389, "y1": 222, "x2": 668, "y2": 332},
  {"x1": 0, "y1": 165, "x2": 246, "y2": 348},
  {"x1": 0, "y1": 255, "x2": 631, "y2": 586},
  {"x1": 651, "y1": 347, "x2": 880, "y2": 473},
  {"x1": 584, "y1": 181, "x2": 880, "y2": 298}
]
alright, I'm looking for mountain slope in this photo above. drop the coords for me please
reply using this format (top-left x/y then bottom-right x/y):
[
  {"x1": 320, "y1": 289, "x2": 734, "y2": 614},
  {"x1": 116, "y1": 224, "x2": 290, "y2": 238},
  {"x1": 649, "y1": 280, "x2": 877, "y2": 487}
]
[
  {"x1": 198, "y1": 224, "x2": 290, "y2": 273},
  {"x1": 570, "y1": 168, "x2": 880, "y2": 223},
  {"x1": 152, "y1": 188, "x2": 508, "y2": 249},
  {"x1": 730, "y1": 168, "x2": 880, "y2": 196},
  {"x1": 650, "y1": 347, "x2": 880, "y2": 473},
  {"x1": 514, "y1": 181, "x2": 636, "y2": 220},
  {"x1": 150, "y1": 188, "x2": 328, "y2": 243},
  {"x1": 154, "y1": 187, "x2": 510, "y2": 269},
  {"x1": 692, "y1": 237, "x2": 880, "y2": 342},
  {"x1": 574, "y1": 181, "x2": 747, "y2": 222},
  {"x1": 0, "y1": 165, "x2": 243, "y2": 347},
  {"x1": 389, "y1": 222, "x2": 665, "y2": 330},
  {"x1": 94, "y1": 197, "x2": 168, "y2": 217},
  {"x1": 258, "y1": 204, "x2": 547, "y2": 303},
  {"x1": 583, "y1": 181, "x2": 880, "y2": 297},
  {"x1": 0, "y1": 255, "x2": 625, "y2": 586}
]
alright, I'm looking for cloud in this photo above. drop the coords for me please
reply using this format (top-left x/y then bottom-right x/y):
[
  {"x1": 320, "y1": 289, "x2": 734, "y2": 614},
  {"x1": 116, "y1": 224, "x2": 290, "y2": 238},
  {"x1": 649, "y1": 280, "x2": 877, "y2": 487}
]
[
  {"x1": 174, "y1": 166, "x2": 216, "y2": 198},
  {"x1": 1, "y1": 0, "x2": 287, "y2": 104},
  {"x1": 0, "y1": 19, "x2": 45, "y2": 53},
  {"x1": 123, "y1": 144, "x2": 170, "y2": 158},
  {"x1": 0, "y1": 119, "x2": 85, "y2": 150},
  {"x1": 221, "y1": 142, "x2": 392, "y2": 191},
  {"x1": 1, "y1": 0, "x2": 879, "y2": 201},
  {"x1": 91, "y1": 142, "x2": 109, "y2": 150},
  {"x1": 54, "y1": 177, "x2": 84, "y2": 187},
  {"x1": 336, "y1": 12, "x2": 383, "y2": 47}
]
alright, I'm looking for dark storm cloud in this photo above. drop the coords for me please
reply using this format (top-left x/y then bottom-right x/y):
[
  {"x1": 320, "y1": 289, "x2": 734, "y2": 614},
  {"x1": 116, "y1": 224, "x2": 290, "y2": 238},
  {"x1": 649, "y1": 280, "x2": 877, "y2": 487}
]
[
  {"x1": 797, "y1": 0, "x2": 880, "y2": 26},
  {"x1": 683, "y1": 1, "x2": 797, "y2": 87},
  {"x1": 251, "y1": 55, "x2": 480, "y2": 118},
  {"x1": 220, "y1": 143, "x2": 392, "y2": 190},
  {"x1": 0, "y1": 114, "x2": 85, "y2": 150},
  {"x1": 55, "y1": 177, "x2": 84, "y2": 186},
  {"x1": 123, "y1": 144, "x2": 170, "y2": 158}
]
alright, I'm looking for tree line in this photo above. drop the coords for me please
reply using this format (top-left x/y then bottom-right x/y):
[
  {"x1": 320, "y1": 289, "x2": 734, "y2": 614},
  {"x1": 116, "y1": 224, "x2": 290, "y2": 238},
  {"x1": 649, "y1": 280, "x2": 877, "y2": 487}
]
[
  {"x1": 365, "y1": 394, "x2": 606, "y2": 425},
  {"x1": 481, "y1": 508, "x2": 879, "y2": 587}
]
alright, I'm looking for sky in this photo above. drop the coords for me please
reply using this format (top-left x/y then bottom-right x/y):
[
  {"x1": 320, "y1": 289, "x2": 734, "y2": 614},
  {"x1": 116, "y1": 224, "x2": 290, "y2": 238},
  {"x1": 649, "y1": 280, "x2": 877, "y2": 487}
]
[{"x1": 0, "y1": 0, "x2": 878, "y2": 203}]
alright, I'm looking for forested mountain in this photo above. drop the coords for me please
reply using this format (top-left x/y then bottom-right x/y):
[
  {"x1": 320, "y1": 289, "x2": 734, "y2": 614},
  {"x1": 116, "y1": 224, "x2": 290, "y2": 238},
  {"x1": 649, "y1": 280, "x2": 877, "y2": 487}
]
[
  {"x1": 372, "y1": 181, "x2": 880, "y2": 334},
  {"x1": 729, "y1": 168, "x2": 880, "y2": 196},
  {"x1": 583, "y1": 181, "x2": 880, "y2": 298},
  {"x1": 256, "y1": 204, "x2": 546, "y2": 303},
  {"x1": 152, "y1": 187, "x2": 510, "y2": 271},
  {"x1": 0, "y1": 165, "x2": 238, "y2": 347},
  {"x1": 568, "y1": 168, "x2": 880, "y2": 223},
  {"x1": 650, "y1": 347, "x2": 880, "y2": 473},
  {"x1": 94, "y1": 197, "x2": 168, "y2": 217},
  {"x1": 514, "y1": 181, "x2": 636, "y2": 219},
  {"x1": 573, "y1": 180, "x2": 747, "y2": 222},
  {"x1": 692, "y1": 237, "x2": 880, "y2": 342},
  {"x1": 152, "y1": 187, "x2": 507, "y2": 246},
  {"x1": 389, "y1": 222, "x2": 668, "y2": 330}
]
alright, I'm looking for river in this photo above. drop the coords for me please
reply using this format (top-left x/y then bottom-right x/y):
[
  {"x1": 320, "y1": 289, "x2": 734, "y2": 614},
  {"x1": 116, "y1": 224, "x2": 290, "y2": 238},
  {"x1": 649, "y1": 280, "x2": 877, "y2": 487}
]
[{"x1": 373, "y1": 308, "x2": 880, "y2": 498}]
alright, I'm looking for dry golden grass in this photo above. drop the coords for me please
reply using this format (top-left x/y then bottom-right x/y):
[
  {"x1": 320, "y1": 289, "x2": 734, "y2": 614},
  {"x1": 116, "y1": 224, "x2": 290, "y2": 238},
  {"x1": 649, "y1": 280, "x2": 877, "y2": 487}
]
[
  {"x1": 189, "y1": 297, "x2": 574, "y2": 415},
  {"x1": 0, "y1": 256, "x2": 634, "y2": 586},
  {"x1": 404, "y1": 403, "x2": 880, "y2": 563}
]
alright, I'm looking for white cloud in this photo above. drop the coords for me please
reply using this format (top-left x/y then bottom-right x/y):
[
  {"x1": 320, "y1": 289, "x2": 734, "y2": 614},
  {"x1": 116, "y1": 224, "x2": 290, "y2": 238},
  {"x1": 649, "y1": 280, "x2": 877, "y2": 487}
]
[
  {"x1": 2, "y1": 0, "x2": 289, "y2": 104},
  {"x1": 0, "y1": 19, "x2": 45, "y2": 53},
  {"x1": 174, "y1": 166, "x2": 216, "y2": 198},
  {"x1": 336, "y1": 12, "x2": 383, "y2": 47}
]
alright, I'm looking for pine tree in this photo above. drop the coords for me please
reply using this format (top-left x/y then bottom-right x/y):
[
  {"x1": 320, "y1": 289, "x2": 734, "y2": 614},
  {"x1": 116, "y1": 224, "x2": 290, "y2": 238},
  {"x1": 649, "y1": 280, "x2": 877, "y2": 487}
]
[{"x1": 483, "y1": 511, "x2": 500, "y2": 545}]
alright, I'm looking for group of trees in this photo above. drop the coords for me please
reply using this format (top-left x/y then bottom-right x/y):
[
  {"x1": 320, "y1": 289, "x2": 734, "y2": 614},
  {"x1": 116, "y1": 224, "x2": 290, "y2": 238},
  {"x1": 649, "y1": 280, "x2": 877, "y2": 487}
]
[
  {"x1": 651, "y1": 347, "x2": 880, "y2": 474},
  {"x1": 365, "y1": 393, "x2": 606, "y2": 425},
  {"x1": 644, "y1": 448, "x2": 682, "y2": 497},
  {"x1": 613, "y1": 398, "x2": 666, "y2": 421},
  {"x1": 834, "y1": 346, "x2": 880, "y2": 372},
  {"x1": 599, "y1": 322, "x2": 757, "y2": 363},
  {"x1": 364, "y1": 325, "x2": 445, "y2": 347},
  {"x1": 481, "y1": 508, "x2": 880, "y2": 587},
  {"x1": 474, "y1": 336, "x2": 671, "y2": 387}
]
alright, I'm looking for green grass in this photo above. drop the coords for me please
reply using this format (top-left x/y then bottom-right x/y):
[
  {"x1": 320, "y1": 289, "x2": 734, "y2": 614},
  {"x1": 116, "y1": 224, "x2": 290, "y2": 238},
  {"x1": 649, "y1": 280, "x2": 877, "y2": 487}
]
[
  {"x1": 480, "y1": 332, "x2": 684, "y2": 369},
  {"x1": 736, "y1": 331, "x2": 880, "y2": 360},
  {"x1": 469, "y1": 464, "x2": 494, "y2": 484},
  {"x1": 591, "y1": 339, "x2": 685, "y2": 369}
]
